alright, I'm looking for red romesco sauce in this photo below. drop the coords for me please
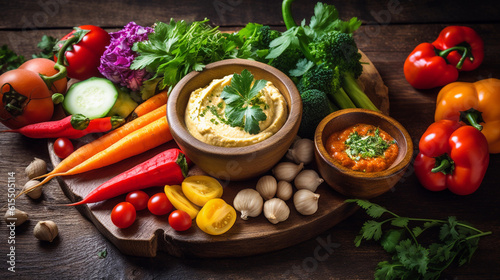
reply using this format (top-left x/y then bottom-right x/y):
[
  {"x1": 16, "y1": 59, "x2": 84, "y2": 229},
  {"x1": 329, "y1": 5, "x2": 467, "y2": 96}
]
[{"x1": 325, "y1": 123, "x2": 399, "y2": 172}]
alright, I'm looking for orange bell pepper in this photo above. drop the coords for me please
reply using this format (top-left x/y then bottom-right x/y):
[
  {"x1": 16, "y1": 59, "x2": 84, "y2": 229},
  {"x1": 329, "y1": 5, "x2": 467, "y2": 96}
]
[{"x1": 435, "y1": 78, "x2": 500, "y2": 153}]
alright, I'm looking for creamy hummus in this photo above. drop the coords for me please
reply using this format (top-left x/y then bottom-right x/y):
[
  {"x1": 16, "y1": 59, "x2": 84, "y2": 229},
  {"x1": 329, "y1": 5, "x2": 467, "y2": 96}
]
[{"x1": 185, "y1": 74, "x2": 288, "y2": 147}]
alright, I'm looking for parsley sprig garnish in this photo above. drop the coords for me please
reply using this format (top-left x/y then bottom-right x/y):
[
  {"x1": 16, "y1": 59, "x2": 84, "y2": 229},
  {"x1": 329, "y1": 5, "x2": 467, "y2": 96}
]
[
  {"x1": 347, "y1": 199, "x2": 492, "y2": 280},
  {"x1": 220, "y1": 69, "x2": 268, "y2": 134},
  {"x1": 345, "y1": 128, "x2": 394, "y2": 161}
]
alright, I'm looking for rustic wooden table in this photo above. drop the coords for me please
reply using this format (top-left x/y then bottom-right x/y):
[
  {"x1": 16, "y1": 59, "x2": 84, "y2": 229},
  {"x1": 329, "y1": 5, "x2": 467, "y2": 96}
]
[{"x1": 1, "y1": 0, "x2": 499, "y2": 279}]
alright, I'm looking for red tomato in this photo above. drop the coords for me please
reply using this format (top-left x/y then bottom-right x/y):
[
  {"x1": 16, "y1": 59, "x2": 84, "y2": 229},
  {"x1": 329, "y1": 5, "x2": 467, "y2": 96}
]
[
  {"x1": 53, "y1": 137, "x2": 74, "y2": 159},
  {"x1": 148, "y1": 193, "x2": 173, "y2": 216},
  {"x1": 56, "y1": 25, "x2": 110, "y2": 80},
  {"x1": 168, "y1": 210, "x2": 192, "y2": 231},
  {"x1": 126, "y1": 191, "x2": 149, "y2": 211},
  {"x1": 111, "y1": 202, "x2": 136, "y2": 229},
  {"x1": 0, "y1": 69, "x2": 54, "y2": 129},
  {"x1": 18, "y1": 58, "x2": 68, "y2": 94}
]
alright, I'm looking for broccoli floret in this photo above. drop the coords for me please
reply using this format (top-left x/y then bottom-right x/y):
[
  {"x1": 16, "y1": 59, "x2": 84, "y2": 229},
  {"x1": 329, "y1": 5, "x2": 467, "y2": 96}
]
[
  {"x1": 270, "y1": 47, "x2": 305, "y2": 77},
  {"x1": 299, "y1": 89, "x2": 336, "y2": 139},
  {"x1": 255, "y1": 25, "x2": 281, "y2": 50},
  {"x1": 297, "y1": 63, "x2": 355, "y2": 109}
]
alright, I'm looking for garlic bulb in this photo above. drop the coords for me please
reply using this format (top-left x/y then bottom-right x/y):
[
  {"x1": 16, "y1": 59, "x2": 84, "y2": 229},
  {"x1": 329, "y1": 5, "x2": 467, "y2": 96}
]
[
  {"x1": 23, "y1": 180, "x2": 43, "y2": 199},
  {"x1": 294, "y1": 169, "x2": 324, "y2": 192},
  {"x1": 272, "y1": 162, "x2": 304, "y2": 182},
  {"x1": 25, "y1": 157, "x2": 47, "y2": 179},
  {"x1": 263, "y1": 198, "x2": 290, "y2": 224},
  {"x1": 286, "y1": 138, "x2": 314, "y2": 165},
  {"x1": 233, "y1": 189, "x2": 264, "y2": 220},
  {"x1": 293, "y1": 189, "x2": 320, "y2": 215},
  {"x1": 4, "y1": 208, "x2": 29, "y2": 226},
  {"x1": 276, "y1": 181, "x2": 293, "y2": 201},
  {"x1": 256, "y1": 175, "x2": 277, "y2": 200},
  {"x1": 34, "y1": 220, "x2": 58, "y2": 242}
]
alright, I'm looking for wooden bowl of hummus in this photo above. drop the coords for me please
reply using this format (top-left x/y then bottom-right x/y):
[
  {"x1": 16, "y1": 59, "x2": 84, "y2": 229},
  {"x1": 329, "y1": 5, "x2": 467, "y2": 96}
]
[
  {"x1": 314, "y1": 108, "x2": 413, "y2": 198},
  {"x1": 167, "y1": 59, "x2": 302, "y2": 181}
]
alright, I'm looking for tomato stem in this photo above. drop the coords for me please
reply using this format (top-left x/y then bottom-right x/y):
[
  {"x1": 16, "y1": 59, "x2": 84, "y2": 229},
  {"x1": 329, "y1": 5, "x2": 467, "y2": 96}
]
[{"x1": 39, "y1": 35, "x2": 79, "y2": 90}]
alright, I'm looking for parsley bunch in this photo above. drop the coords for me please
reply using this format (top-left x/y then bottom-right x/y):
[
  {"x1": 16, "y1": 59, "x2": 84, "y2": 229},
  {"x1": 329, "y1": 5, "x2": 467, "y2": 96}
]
[
  {"x1": 345, "y1": 128, "x2": 394, "y2": 161},
  {"x1": 347, "y1": 199, "x2": 492, "y2": 280}
]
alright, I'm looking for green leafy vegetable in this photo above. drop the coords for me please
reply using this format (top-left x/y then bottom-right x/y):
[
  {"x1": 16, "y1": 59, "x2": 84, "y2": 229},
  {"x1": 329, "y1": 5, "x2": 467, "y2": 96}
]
[
  {"x1": 220, "y1": 69, "x2": 268, "y2": 134},
  {"x1": 345, "y1": 128, "x2": 394, "y2": 161},
  {"x1": 32, "y1": 35, "x2": 58, "y2": 59},
  {"x1": 0, "y1": 45, "x2": 26, "y2": 74},
  {"x1": 347, "y1": 199, "x2": 492, "y2": 280}
]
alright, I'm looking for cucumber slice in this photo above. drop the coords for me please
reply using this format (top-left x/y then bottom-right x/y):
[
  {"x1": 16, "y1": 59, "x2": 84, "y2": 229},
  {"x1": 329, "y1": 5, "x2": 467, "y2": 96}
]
[{"x1": 63, "y1": 77, "x2": 137, "y2": 119}]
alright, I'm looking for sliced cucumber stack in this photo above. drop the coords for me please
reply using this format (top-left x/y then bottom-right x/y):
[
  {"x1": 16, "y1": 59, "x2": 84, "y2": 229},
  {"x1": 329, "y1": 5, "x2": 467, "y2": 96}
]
[{"x1": 63, "y1": 77, "x2": 138, "y2": 119}]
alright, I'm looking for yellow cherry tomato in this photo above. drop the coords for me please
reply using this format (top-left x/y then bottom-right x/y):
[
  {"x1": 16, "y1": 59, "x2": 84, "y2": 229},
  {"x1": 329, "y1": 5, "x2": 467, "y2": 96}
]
[
  {"x1": 182, "y1": 175, "x2": 223, "y2": 207},
  {"x1": 196, "y1": 198, "x2": 236, "y2": 235},
  {"x1": 164, "y1": 185, "x2": 200, "y2": 220}
]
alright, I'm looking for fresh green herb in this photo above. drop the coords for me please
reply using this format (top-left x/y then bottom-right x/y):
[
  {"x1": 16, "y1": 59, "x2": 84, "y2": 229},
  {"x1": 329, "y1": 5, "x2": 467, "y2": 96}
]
[
  {"x1": 220, "y1": 69, "x2": 268, "y2": 134},
  {"x1": 345, "y1": 128, "x2": 394, "y2": 161},
  {"x1": 97, "y1": 248, "x2": 108, "y2": 259},
  {"x1": 131, "y1": 19, "x2": 239, "y2": 91},
  {"x1": 32, "y1": 35, "x2": 58, "y2": 59},
  {"x1": 0, "y1": 45, "x2": 26, "y2": 74},
  {"x1": 347, "y1": 199, "x2": 492, "y2": 280}
]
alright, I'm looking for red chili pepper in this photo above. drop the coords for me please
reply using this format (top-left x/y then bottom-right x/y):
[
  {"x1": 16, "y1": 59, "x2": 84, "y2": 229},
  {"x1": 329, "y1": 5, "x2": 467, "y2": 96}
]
[
  {"x1": 432, "y1": 26, "x2": 484, "y2": 71},
  {"x1": 55, "y1": 25, "x2": 110, "y2": 81},
  {"x1": 1, "y1": 114, "x2": 124, "y2": 139},
  {"x1": 414, "y1": 119, "x2": 489, "y2": 195},
  {"x1": 404, "y1": 42, "x2": 460, "y2": 89},
  {"x1": 68, "y1": 148, "x2": 191, "y2": 206}
]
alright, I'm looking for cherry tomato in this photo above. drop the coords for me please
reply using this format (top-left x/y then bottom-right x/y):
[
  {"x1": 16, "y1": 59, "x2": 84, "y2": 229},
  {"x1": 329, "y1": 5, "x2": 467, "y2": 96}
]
[
  {"x1": 196, "y1": 198, "x2": 236, "y2": 235},
  {"x1": 111, "y1": 202, "x2": 136, "y2": 229},
  {"x1": 148, "y1": 193, "x2": 173, "y2": 216},
  {"x1": 56, "y1": 25, "x2": 110, "y2": 80},
  {"x1": 53, "y1": 137, "x2": 74, "y2": 159},
  {"x1": 126, "y1": 191, "x2": 149, "y2": 211},
  {"x1": 18, "y1": 58, "x2": 67, "y2": 94},
  {"x1": 168, "y1": 210, "x2": 192, "y2": 231},
  {"x1": 0, "y1": 69, "x2": 53, "y2": 129}
]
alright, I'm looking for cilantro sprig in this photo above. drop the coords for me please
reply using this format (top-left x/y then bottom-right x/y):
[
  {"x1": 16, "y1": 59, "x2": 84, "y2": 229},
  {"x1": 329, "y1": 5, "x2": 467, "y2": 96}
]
[
  {"x1": 347, "y1": 199, "x2": 492, "y2": 280},
  {"x1": 345, "y1": 128, "x2": 394, "y2": 161},
  {"x1": 220, "y1": 69, "x2": 268, "y2": 134}
]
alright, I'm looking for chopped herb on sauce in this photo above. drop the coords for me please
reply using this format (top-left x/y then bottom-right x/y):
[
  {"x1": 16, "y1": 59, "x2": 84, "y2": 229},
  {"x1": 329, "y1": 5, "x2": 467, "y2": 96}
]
[{"x1": 345, "y1": 128, "x2": 394, "y2": 161}]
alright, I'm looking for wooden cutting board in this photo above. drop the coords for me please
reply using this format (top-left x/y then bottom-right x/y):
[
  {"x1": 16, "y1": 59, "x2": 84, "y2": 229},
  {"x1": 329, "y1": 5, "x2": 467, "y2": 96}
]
[{"x1": 49, "y1": 51, "x2": 389, "y2": 258}]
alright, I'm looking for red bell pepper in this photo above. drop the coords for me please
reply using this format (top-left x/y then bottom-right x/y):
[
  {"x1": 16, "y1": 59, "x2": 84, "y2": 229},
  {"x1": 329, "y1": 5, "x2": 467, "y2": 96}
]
[
  {"x1": 432, "y1": 26, "x2": 484, "y2": 71},
  {"x1": 55, "y1": 25, "x2": 110, "y2": 81},
  {"x1": 404, "y1": 26, "x2": 484, "y2": 89},
  {"x1": 414, "y1": 119, "x2": 489, "y2": 195}
]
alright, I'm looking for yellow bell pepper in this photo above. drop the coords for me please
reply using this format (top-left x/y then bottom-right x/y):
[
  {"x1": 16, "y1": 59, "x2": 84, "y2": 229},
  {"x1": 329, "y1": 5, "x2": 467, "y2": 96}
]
[{"x1": 435, "y1": 78, "x2": 500, "y2": 153}]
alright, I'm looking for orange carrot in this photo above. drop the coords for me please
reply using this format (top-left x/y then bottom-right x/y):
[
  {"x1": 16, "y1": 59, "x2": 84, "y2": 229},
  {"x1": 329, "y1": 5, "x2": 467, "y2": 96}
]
[
  {"x1": 31, "y1": 105, "x2": 166, "y2": 184},
  {"x1": 128, "y1": 90, "x2": 169, "y2": 121},
  {"x1": 20, "y1": 116, "x2": 172, "y2": 197}
]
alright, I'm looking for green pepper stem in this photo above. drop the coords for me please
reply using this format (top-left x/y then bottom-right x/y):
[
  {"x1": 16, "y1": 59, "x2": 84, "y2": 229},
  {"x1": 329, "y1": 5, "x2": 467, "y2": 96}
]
[
  {"x1": 431, "y1": 155, "x2": 455, "y2": 174},
  {"x1": 438, "y1": 46, "x2": 471, "y2": 70},
  {"x1": 110, "y1": 116, "x2": 126, "y2": 129},
  {"x1": 461, "y1": 109, "x2": 483, "y2": 131},
  {"x1": 70, "y1": 114, "x2": 90, "y2": 130},
  {"x1": 282, "y1": 0, "x2": 297, "y2": 29},
  {"x1": 39, "y1": 35, "x2": 79, "y2": 90}
]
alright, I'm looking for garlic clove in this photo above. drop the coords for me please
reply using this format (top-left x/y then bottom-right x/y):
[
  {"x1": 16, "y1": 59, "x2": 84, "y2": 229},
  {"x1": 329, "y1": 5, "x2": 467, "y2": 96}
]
[
  {"x1": 4, "y1": 208, "x2": 29, "y2": 227},
  {"x1": 233, "y1": 188, "x2": 264, "y2": 220},
  {"x1": 294, "y1": 169, "x2": 324, "y2": 192},
  {"x1": 276, "y1": 181, "x2": 293, "y2": 201},
  {"x1": 34, "y1": 220, "x2": 58, "y2": 242},
  {"x1": 263, "y1": 198, "x2": 290, "y2": 224},
  {"x1": 272, "y1": 162, "x2": 304, "y2": 182},
  {"x1": 23, "y1": 179, "x2": 43, "y2": 199},
  {"x1": 293, "y1": 189, "x2": 320, "y2": 216},
  {"x1": 286, "y1": 138, "x2": 314, "y2": 165},
  {"x1": 256, "y1": 175, "x2": 277, "y2": 200},
  {"x1": 25, "y1": 157, "x2": 47, "y2": 179}
]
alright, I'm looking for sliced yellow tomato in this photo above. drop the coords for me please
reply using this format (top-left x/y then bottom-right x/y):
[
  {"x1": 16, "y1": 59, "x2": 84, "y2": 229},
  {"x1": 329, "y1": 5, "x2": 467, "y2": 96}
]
[
  {"x1": 164, "y1": 185, "x2": 200, "y2": 219},
  {"x1": 196, "y1": 198, "x2": 236, "y2": 235},
  {"x1": 182, "y1": 175, "x2": 223, "y2": 206}
]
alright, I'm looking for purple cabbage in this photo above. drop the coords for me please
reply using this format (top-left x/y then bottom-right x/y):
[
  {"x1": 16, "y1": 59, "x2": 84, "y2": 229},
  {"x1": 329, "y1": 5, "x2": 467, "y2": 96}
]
[{"x1": 98, "y1": 22, "x2": 153, "y2": 91}]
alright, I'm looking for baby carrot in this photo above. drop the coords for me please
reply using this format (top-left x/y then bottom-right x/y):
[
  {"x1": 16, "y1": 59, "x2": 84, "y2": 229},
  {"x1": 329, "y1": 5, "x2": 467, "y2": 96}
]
[
  {"x1": 19, "y1": 116, "x2": 172, "y2": 197},
  {"x1": 68, "y1": 148, "x2": 191, "y2": 205},
  {"x1": 128, "y1": 89, "x2": 169, "y2": 121}
]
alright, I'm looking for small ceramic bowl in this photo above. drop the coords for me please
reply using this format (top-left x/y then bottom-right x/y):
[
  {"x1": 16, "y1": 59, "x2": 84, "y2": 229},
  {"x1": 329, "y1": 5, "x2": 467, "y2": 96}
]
[
  {"x1": 314, "y1": 108, "x2": 413, "y2": 198},
  {"x1": 167, "y1": 59, "x2": 302, "y2": 181}
]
